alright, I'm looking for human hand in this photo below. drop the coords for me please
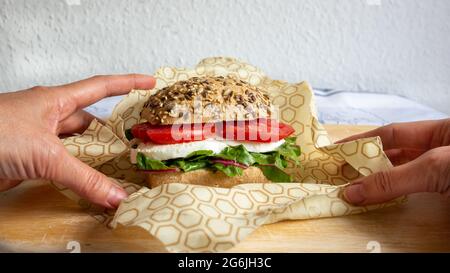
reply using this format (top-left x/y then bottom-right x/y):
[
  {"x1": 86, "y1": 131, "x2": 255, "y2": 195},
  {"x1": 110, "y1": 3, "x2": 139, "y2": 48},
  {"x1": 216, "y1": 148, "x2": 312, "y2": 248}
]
[
  {"x1": 0, "y1": 74, "x2": 156, "y2": 208},
  {"x1": 336, "y1": 119, "x2": 450, "y2": 205}
]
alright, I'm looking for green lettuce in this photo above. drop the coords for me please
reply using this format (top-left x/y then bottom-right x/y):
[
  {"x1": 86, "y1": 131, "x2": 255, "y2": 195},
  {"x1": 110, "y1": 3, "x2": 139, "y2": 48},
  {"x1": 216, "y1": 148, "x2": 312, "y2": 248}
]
[
  {"x1": 212, "y1": 163, "x2": 244, "y2": 177},
  {"x1": 136, "y1": 152, "x2": 170, "y2": 170},
  {"x1": 277, "y1": 137, "x2": 301, "y2": 165},
  {"x1": 257, "y1": 165, "x2": 292, "y2": 182},
  {"x1": 216, "y1": 145, "x2": 255, "y2": 166},
  {"x1": 172, "y1": 159, "x2": 209, "y2": 172}
]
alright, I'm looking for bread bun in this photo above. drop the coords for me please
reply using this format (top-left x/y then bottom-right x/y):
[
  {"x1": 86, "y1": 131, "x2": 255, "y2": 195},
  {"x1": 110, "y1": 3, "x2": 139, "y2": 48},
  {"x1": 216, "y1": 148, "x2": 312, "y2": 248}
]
[
  {"x1": 146, "y1": 166, "x2": 270, "y2": 188},
  {"x1": 141, "y1": 76, "x2": 273, "y2": 125}
]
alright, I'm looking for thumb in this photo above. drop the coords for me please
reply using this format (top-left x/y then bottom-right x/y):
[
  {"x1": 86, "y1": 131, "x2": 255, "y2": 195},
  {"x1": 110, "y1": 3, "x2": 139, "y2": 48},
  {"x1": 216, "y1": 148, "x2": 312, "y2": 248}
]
[
  {"x1": 343, "y1": 147, "x2": 450, "y2": 205},
  {"x1": 47, "y1": 145, "x2": 128, "y2": 209}
]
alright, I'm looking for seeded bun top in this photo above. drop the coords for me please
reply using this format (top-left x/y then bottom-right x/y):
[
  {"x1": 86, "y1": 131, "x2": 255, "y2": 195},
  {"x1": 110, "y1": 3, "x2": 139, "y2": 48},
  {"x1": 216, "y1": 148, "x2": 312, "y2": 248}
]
[{"x1": 140, "y1": 75, "x2": 273, "y2": 125}]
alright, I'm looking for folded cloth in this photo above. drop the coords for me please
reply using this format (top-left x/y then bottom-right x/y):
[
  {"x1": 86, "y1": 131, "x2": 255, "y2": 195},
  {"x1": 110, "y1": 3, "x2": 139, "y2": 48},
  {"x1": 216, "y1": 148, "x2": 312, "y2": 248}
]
[
  {"x1": 314, "y1": 89, "x2": 448, "y2": 126},
  {"x1": 85, "y1": 95, "x2": 125, "y2": 121},
  {"x1": 84, "y1": 89, "x2": 449, "y2": 126}
]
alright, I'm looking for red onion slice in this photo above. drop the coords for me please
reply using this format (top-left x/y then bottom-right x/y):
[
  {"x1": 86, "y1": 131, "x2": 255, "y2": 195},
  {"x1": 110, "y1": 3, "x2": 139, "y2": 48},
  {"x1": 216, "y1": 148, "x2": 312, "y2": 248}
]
[
  {"x1": 210, "y1": 158, "x2": 249, "y2": 169},
  {"x1": 138, "y1": 168, "x2": 180, "y2": 173}
]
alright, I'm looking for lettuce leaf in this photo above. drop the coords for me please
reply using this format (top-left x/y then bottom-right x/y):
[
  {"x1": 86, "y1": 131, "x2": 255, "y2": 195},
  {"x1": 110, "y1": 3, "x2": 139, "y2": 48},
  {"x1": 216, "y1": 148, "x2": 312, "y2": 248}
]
[
  {"x1": 257, "y1": 165, "x2": 292, "y2": 182},
  {"x1": 276, "y1": 137, "x2": 301, "y2": 165},
  {"x1": 250, "y1": 152, "x2": 272, "y2": 165},
  {"x1": 172, "y1": 159, "x2": 209, "y2": 172},
  {"x1": 136, "y1": 152, "x2": 169, "y2": 170},
  {"x1": 186, "y1": 150, "x2": 214, "y2": 158},
  {"x1": 184, "y1": 150, "x2": 215, "y2": 162},
  {"x1": 251, "y1": 137, "x2": 300, "y2": 170},
  {"x1": 216, "y1": 145, "x2": 255, "y2": 166},
  {"x1": 212, "y1": 163, "x2": 244, "y2": 177}
]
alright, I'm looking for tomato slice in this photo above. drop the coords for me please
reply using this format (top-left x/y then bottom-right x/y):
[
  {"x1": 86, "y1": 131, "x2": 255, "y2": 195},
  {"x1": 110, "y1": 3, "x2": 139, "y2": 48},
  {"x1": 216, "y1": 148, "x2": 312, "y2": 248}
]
[
  {"x1": 131, "y1": 123, "x2": 148, "y2": 141},
  {"x1": 131, "y1": 122, "x2": 215, "y2": 144},
  {"x1": 217, "y1": 118, "x2": 295, "y2": 142},
  {"x1": 131, "y1": 118, "x2": 295, "y2": 144}
]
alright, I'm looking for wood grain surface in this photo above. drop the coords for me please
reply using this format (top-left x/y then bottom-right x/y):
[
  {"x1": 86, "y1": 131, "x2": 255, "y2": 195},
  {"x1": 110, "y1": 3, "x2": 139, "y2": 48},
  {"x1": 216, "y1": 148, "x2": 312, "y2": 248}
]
[{"x1": 0, "y1": 124, "x2": 449, "y2": 253}]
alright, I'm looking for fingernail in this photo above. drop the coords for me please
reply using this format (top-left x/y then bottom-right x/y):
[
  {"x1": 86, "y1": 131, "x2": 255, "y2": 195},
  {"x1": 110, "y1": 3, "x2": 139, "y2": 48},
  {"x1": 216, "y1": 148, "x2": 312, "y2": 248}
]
[
  {"x1": 343, "y1": 183, "x2": 365, "y2": 205},
  {"x1": 106, "y1": 186, "x2": 128, "y2": 208}
]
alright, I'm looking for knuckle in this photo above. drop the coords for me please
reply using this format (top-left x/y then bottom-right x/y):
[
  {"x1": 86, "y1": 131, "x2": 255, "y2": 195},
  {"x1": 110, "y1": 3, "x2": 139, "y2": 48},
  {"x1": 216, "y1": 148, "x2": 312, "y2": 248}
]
[
  {"x1": 385, "y1": 123, "x2": 398, "y2": 132},
  {"x1": 90, "y1": 75, "x2": 110, "y2": 94},
  {"x1": 441, "y1": 118, "x2": 450, "y2": 128},
  {"x1": 386, "y1": 122, "x2": 396, "y2": 128},
  {"x1": 37, "y1": 140, "x2": 66, "y2": 179},
  {"x1": 438, "y1": 119, "x2": 450, "y2": 146},
  {"x1": 90, "y1": 75, "x2": 107, "y2": 82},
  {"x1": 79, "y1": 171, "x2": 106, "y2": 197},
  {"x1": 422, "y1": 147, "x2": 450, "y2": 193},
  {"x1": 373, "y1": 171, "x2": 394, "y2": 195},
  {"x1": 30, "y1": 85, "x2": 48, "y2": 92},
  {"x1": 425, "y1": 148, "x2": 445, "y2": 172},
  {"x1": 443, "y1": 184, "x2": 450, "y2": 198}
]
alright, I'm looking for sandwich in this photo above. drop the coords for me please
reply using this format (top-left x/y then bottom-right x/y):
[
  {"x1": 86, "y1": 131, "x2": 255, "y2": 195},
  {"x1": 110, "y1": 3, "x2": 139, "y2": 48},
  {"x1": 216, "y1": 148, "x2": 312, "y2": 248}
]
[{"x1": 127, "y1": 75, "x2": 301, "y2": 188}]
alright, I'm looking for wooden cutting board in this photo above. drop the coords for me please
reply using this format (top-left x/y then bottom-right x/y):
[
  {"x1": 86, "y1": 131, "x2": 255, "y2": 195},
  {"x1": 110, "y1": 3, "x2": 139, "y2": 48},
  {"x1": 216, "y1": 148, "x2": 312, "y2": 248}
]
[{"x1": 0, "y1": 125, "x2": 449, "y2": 253}]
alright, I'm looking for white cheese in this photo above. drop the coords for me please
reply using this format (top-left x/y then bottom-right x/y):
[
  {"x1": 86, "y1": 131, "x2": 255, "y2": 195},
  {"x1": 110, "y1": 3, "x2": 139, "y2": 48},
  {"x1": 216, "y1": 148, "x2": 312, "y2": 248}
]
[
  {"x1": 223, "y1": 139, "x2": 285, "y2": 153},
  {"x1": 131, "y1": 139, "x2": 228, "y2": 162},
  {"x1": 130, "y1": 139, "x2": 285, "y2": 162}
]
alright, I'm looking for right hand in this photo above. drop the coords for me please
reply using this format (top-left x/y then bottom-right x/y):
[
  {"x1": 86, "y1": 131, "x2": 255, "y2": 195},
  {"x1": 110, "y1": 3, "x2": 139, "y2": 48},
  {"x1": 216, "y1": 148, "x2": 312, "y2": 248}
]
[{"x1": 336, "y1": 119, "x2": 450, "y2": 206}]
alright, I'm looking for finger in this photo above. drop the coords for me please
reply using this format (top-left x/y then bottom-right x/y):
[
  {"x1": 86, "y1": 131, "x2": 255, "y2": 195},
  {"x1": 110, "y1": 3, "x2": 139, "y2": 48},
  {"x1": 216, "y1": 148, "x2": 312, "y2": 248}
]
[
  {"x1": 384, "y1": 148, "x2": 425, "y2": 166},
  {"x1": 0, "y1": 179, "x2": 22, "y2": 191},
  {"x1": 58, "y1": 110, "x2": 98, "y2": 135},
  {"x1": 52, "y1": 74, "x2": 156, "y2": 120},
  {"x1": 335, "y1": 120, "x2": 444, "y2": 150},
  {"x1": 47, "y1": 145, "x2": 128, "y2": 208},
  {"x1": 343, "y1": 146, "x2": 450, "y2": 205}
]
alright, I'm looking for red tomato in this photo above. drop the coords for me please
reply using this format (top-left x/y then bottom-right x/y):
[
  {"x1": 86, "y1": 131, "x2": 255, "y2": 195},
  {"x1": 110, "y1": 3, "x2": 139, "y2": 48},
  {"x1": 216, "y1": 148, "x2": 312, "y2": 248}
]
[
  {"x1": 131, "y1": 122, "x2": 215, "y2": 144},
  {"x1": 217, "y1": 118, "x2": 295, "y2": 142},
  {"x1": 131, "y1": 123, "x2": 148, "y2": 141},
  {"x1": 131, "y1": 119, "x2": 294, "y2": 144}
]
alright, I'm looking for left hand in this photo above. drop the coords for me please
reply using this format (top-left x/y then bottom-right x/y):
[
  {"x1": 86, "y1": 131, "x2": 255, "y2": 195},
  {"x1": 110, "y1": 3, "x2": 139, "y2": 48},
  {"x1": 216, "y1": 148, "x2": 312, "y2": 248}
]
[{"x1": 0, "y1": 74, "x2": 156, "y2": 208}]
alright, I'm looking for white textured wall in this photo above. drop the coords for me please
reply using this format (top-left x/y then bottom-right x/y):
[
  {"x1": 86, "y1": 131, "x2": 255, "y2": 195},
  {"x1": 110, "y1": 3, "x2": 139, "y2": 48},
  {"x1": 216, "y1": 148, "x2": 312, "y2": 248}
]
[{"x1": 0, "y1": 0, "x2": 449, "y2": 114}]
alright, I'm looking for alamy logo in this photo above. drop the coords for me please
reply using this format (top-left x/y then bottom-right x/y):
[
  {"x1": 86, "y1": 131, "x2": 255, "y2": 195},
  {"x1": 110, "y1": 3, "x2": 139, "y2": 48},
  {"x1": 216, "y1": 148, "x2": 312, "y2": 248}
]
[
  {"x1": 66, "y1": 241, "x2": 81, "y2": 253},
  {"x1": 366, "y1": 241, "x2": 381, "y2": 253}
]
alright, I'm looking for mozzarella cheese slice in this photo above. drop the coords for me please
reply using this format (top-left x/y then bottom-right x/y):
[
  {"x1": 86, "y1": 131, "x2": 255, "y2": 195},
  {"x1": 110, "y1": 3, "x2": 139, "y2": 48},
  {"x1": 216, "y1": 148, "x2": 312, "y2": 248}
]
[
  {"x1": 223, "y1": 139, "x2": 285, "y2": 153},
  {"x1": 130, "y1": 139, "x2": 285, "y2": 162}
]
